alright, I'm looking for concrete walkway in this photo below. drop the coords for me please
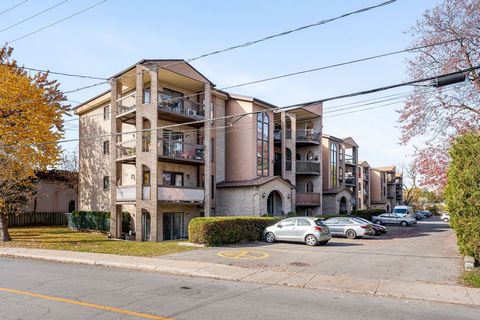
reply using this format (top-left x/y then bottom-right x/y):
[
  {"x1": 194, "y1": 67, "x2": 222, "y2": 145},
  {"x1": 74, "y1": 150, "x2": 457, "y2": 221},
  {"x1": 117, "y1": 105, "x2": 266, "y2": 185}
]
[{"x1": 1, "y1": 247, "x2": 479, "y2": 307}]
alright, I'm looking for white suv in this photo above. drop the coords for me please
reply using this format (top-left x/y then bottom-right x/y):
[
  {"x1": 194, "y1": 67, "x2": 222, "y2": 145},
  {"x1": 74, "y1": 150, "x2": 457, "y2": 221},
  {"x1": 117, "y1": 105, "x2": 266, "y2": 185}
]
[
  {"x1": 392, "y1": 205, "x2": 414, "y2": 217},
  {"x1": 441, "y1": 213, "x2": 450, "y2": 222}
]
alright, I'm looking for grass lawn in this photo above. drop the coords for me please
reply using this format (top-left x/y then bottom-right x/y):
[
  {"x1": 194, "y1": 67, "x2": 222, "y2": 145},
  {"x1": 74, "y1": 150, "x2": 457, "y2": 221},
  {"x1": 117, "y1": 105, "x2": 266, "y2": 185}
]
[
  {"x1": 0, "y1": 227, "x2": 199, "y2": 257},
  {"x1": 462, "y1": 270, "x2": 480, "y2": 288}
]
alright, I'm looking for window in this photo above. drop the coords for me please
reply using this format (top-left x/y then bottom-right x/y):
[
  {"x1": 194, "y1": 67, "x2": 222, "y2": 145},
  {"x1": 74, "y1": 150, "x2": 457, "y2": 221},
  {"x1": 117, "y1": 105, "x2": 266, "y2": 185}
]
[
  {"x1": 163, "y1": 130, "x2": 183, "y2": 157},
  {"x1": 278, "y1": 218, "x2": 295, "y2": 227},
  {"x1": 103, "y1": 140, "x2": 110, "y2": 155},
  {"x1": 211, "y1": 175, "x2": 215, "y2": 199},
  {"x1": 103, "y1": 176, "x2": 109, "y2": 190},
  {"x1": 143, "y1": 87, "x2": 151, "y2": 104},
  {"x1": 297, "y1": 218, "x2": 311, "y2": 226},
  {"x1": 256, "y1": 112, "x2": 270, "y2": 176},
  {"x1": 211, "y1": 138, "x2": 215, "y2": 162},
  {"x1": 103, "y1": 105, "x2": 110, "y2": 120},
  {"x1": 68, "y1": 200, "x2": 76, "y2": 212},
  {"x1": 305, "y1": 181, "x2": 314, "y2": 193},
  {"x1": 330, "y1": 143, "x2": 337, "y2": 187},
  {"x1": 163, "y1": 172, "x2": 183, "y2": 187},
  {"x1": 286, "y1": 148, "x2": 292, "y2": 171}
]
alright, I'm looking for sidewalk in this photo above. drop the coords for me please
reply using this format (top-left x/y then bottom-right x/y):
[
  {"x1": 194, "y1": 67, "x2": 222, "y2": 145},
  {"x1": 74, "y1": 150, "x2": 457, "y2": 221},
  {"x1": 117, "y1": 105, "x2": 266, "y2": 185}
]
[{"x1": 1, "y1": 247, "x2": 479, "y2": 307}]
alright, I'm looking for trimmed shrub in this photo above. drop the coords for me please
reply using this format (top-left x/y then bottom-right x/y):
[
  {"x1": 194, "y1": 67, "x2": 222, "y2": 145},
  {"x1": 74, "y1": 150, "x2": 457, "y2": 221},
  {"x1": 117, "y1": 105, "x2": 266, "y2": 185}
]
[
  {"x1": 67, "y1": 211, "x2": 110, "y2": 232},
  {"x1": 445, "y1": 132, "x2": 480, "y2": 262},
  {"x1": 188, "y1": 216, "x2": 280, "y2": 246}
]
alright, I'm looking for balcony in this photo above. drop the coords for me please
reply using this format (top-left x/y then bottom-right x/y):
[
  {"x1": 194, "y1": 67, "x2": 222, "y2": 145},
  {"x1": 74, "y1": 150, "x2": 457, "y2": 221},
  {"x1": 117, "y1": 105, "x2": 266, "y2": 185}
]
[
  {"x1": 296, "y1": 192, "x2": 321, "y2": 206},
  {"x1": 158, "y1": 139, "x2": 204, "y2": 165},
  {"x1": 363, "y1": 173, "x2": 369, "y2": 181},
  {"x1": 345, "y1": 154, "x2": 356, "y2": 166},
  {"x1": 116, "y1": 92, "x2": 136, "y2": 124},
  {"x1": 157, "y1": 185, "x2": 204, "y2": 203},
  {"x1": 116, "y1": 139, "x2": 136, "y2": 162},
  {"x1": 296, "y1": 129, "x2": 320, "y2": 146},
  {"x1": 296, "y1": 161, "x2": 320, "y2": 175},
  {"x1": 116, "y1": 185, "x2": 136, "y2": 202},
  {"x1": 158, "y1": 93, "x2": 204, "y2": 123},
  {"x1": 273, "y1": 129, "x2": 292, "y2": 144},
  {"x1": 345, "y1": 177, "x2": 356, "y2": 186}
]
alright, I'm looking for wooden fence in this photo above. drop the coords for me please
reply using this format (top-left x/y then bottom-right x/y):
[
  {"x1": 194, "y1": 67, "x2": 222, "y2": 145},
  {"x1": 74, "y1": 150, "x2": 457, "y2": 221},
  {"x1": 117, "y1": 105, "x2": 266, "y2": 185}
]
[{"x1": 7, "y1": 212, "x2": 69, "y2": 227}]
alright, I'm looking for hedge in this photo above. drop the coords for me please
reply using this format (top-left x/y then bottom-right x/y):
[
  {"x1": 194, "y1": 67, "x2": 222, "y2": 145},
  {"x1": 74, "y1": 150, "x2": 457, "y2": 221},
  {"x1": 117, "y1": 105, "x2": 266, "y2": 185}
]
[
  {"x1": 188, "y1": 216, "x2": 280, "y2": 246},
  {"x1": 67, "y1": 211, "x2": 110, "y2": 232},
  {"x1": 445, "y1": 133, "x2": 480, "y2": 262}
]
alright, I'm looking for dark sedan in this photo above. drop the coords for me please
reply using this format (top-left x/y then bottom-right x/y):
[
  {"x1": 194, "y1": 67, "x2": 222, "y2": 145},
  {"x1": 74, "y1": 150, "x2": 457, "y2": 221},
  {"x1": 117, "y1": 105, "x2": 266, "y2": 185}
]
[{"x1": 352, "y1": 217, "x2": 387, "y2": 236}]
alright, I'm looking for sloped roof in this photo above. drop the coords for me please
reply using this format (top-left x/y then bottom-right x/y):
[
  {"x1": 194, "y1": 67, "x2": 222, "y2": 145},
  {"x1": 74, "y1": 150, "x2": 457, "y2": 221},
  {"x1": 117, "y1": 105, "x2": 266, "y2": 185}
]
[
  {"x1": 373, "y1": 165, "x2": 396, "y2": 172},
  {"x1": 342, "y1": 136, "x2": 359, "y2": 147},
  {"x1": 216, "y1": 176, "x2": 294, "y2": 188},
  {"x1": 359, "y1": 160, "x2": 371, "y2": 167}
]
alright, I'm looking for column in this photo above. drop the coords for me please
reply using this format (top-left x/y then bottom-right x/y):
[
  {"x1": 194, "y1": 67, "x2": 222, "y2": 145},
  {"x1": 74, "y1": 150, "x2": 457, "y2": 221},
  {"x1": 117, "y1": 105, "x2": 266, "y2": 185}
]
[{"x1": 203, "y1": 83, "x2": 212, "y2": 216}]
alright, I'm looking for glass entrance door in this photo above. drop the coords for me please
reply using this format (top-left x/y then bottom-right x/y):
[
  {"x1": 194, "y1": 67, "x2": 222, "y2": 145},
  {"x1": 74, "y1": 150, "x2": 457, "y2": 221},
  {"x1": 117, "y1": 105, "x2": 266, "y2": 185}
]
[{"x1": 164, "y1": 213, "x2": 187, "y2": 240}]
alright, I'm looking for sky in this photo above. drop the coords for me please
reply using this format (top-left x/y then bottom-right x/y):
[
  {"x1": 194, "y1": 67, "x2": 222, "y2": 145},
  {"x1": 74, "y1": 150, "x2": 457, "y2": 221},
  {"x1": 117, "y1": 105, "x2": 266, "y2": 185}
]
[{"x1": 1, "y1": 0, "x2": 443, "y2": 170}]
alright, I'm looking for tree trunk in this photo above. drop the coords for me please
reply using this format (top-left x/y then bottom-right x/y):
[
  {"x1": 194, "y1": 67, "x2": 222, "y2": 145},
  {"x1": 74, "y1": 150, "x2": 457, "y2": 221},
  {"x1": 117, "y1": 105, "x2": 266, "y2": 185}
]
[{"x1": 0, "y1": 212, "x2": 11, "y2": 241}]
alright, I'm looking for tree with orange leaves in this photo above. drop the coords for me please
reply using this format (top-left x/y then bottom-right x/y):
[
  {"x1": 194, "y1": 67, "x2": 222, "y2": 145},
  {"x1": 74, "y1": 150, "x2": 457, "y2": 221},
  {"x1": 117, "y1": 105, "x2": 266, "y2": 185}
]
[{"x1": 0, "y1": 46, "x2": 69, "y2": 241}]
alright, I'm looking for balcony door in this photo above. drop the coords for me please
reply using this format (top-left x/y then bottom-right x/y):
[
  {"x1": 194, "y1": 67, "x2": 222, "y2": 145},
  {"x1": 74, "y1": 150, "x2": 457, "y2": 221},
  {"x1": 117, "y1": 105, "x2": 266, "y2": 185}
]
[
  {"x1": 164, "y1": 212, "x2": 187, "y2": 240},
  {"x1": 160, "y1": 88, "x2": 183, "y2": 112},
  {"x1": 163, "y1": 130, "x2": 183, "y2": 157}
]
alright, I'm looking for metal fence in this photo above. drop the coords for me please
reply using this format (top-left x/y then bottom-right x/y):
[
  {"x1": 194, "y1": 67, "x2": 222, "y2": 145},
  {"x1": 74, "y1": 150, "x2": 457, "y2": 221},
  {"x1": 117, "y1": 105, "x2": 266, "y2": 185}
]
[{"x1": 7, "y1": 212, "x2": 69, "y2": 227}]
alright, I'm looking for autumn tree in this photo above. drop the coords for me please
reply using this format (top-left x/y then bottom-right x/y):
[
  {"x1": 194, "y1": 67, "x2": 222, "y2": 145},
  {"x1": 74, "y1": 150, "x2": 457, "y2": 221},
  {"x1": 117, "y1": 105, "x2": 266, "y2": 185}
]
[
  {"x1": 0, "y1": 46, "x2": 68, "y2": 241},
  {"x1": 399, "y1": 0, "x2": 480, "y2": 189}
]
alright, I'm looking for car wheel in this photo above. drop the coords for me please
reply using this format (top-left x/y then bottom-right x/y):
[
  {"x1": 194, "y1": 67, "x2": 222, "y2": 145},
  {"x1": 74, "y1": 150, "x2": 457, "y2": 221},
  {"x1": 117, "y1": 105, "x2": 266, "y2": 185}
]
[
  {"x1": 305, "y1": 234, "x2": 318, "y2": 246},
  {"x1": 375, "y1": 220, "x2": 382, "y2": 225},
  {"x1": 400, "y1": 221, "x2": 408, "y2": 227},
  {"x1": 265, "y1": 232, "x2": 275, "y2": 243},
  {"x1": 319, "y1": 240, "x2": 329, "y2": 245},
  {"x1": 346, "y1": 229, "x2": 357, "y2": 239}
]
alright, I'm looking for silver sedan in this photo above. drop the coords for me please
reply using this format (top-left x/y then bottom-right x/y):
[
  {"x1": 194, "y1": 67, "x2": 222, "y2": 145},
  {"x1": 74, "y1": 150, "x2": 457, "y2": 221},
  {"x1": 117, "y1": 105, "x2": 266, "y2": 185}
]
[
  {"x1": 323, "y1": 217, "x2": 374, "y2": 239},
  {"x1": 371, "y1": 213, "x2": 417, "y2": 227},
  {"x1": 264, "y1": 217, "x2": 331, "y2": 246}
]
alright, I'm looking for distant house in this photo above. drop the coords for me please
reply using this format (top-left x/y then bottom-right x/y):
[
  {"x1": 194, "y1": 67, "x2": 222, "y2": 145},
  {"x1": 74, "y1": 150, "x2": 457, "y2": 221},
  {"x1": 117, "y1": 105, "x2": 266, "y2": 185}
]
[{"x1": 26, "y1": 170, "x2": 78, "y2": 213}]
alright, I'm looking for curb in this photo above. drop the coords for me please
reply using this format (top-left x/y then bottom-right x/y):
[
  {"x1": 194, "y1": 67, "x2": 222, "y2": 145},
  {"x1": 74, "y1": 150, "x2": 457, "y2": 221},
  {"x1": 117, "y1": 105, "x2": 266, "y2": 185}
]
[{"x1": 1, "y1": 248, "x2": 480, "y2": 308}]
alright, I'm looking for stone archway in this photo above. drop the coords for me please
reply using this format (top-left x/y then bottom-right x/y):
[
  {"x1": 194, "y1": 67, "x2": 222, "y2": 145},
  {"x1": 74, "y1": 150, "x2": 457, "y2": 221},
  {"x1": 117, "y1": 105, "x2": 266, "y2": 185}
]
[
  {"x1": 267, "y1": 190, "x2": 283, "y2": 216},
  {"x1": 339, "y1": 197, "x2": 348, "y2": 214}
]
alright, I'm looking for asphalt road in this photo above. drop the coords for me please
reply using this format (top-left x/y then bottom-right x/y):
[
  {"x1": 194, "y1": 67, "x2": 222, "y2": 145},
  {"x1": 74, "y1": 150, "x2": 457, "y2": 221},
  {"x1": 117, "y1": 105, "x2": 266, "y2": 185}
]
[
  {"x1": 0, "y1": 257, "x2": 479, "y2": 320},
  {"x1": 165, "y1": 217, "x2": 462, "y2": 284}
]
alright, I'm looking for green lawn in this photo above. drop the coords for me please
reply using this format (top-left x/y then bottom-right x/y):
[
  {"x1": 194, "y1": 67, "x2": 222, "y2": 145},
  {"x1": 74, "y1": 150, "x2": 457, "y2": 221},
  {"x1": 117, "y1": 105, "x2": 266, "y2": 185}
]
[
  {"x1": 0, "y1": 227, "x2": 199, "y2": 257},
  {"x1": 462, "y1": 270, "x2": 480, "y2": 288}
]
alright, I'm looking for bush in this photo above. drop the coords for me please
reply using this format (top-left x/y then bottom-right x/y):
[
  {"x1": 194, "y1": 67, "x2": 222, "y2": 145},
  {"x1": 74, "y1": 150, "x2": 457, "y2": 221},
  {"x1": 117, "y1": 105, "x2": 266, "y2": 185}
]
[
  {"x1": 188, "y1": 216, "x2": 280, "y2": 246},
  {"x1": 68, "y1": 211, "x2": 110, "y2": 232},
  {"x1": 445, "y1": 133, "x2": 480, "y2": 262}
]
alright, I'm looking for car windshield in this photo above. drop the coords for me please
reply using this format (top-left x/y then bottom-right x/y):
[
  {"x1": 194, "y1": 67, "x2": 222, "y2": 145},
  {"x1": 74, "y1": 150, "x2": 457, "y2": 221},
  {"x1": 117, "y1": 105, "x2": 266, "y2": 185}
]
[
  {"x1": 314, "y1": 219, "x2": 326, "y2": 226},
  {"x1": 393, "y1": 208, "x2": 407, "y2": 214}
]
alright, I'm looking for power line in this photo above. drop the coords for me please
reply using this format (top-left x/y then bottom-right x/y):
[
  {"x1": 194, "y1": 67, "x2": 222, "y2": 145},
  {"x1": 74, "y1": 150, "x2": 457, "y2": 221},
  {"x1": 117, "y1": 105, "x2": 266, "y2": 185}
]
[
  {"x1": 63, "y1": 81, "x2": 108, "y2": 94},
  {"x1": 7, "y1": 0, "x2": 107, "y2": 44},
  {"x1": 0, "y1": 0, "x2": 28, "y2": 16},
  {"x1": 2, "y1": 66, "x2": 476, "y2": 148},
  {"x1": 0, "y1": 0, "x2": 68, "y2": 33},
  {"x1": 0, "y1": 62, "x2": 108, "y2": 80}
]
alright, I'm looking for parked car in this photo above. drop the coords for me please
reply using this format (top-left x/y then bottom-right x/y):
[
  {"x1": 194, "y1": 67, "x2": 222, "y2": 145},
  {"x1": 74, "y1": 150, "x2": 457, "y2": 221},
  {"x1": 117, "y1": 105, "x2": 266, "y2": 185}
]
[
  {"x1": 351, "y1": 217, "x2": 387, "y2": 236},
  {"x1": 263, "y1": 217, "x2": 331, "y2": 246},
  {"x1": 393, "y1": 205, "x2": 414, "y2": 218},
  {"x1": 371, "y1": 213, "x2": 417, "y2": 227},
  {"x1": 440, "y1": 213, "x2": 450, "y2": 222},
  {"x1": 323, "y1": 217, "x2": 373, "y2": 239},
  {"x1": 420, "y1": 210, "x2": 433, "y2": 218},
  {"x1": 413, "y1": 212, "x2": 423, "y2": 220}
]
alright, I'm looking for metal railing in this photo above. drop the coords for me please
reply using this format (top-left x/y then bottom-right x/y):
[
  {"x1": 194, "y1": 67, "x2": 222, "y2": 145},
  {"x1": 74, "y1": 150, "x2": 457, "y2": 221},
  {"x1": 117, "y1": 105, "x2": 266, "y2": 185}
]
[
  {"x1": 296, "y1": 192, "x2": 321, "y2": 206},
  {"x1": 296, "y1": 161, "x2": 320, "y2": 174},
  {"x1": 158, "y1": 138, "x2": 204, "y2": 161},
  {"x1": 116, "y1": 91, "x2": 136, "y2": 115},
  {"x1": 116, "y1": 139, "x2": 136, "y2": 159},
  {"x1": 296, "y1": 129, "x2": 320, "y2": 143},
  {"x1": 345, "y1": 177, "x2": 356, "y2": 186},
  {"x1": 158, "y1": 93, "x2": 204, "y2": 118}
]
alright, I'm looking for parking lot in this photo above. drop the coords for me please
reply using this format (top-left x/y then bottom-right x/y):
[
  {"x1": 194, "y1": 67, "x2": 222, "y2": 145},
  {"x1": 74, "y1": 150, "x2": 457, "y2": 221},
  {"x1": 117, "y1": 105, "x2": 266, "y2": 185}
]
[{"x1": 165, "y1": 217, "x2": 462, "y2": 285}]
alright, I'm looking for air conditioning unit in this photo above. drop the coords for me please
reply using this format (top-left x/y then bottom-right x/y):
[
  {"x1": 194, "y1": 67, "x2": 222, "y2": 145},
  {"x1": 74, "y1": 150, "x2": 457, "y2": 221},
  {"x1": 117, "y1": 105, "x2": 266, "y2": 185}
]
[{"x1": 187, "y1": 109, "x2": 197, "y2": 116}]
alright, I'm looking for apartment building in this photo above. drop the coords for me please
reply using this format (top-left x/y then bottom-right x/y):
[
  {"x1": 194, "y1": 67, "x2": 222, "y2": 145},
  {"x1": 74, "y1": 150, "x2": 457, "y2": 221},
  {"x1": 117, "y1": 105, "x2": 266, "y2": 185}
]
[
  {"x1": 395, "y1": 173, "x2": 404, "y2": 205},
  {"x1": 357, "y1": 161, "x2": 371, "y2": 210},
  {"x1": 321, "y1": 135, "x2": 359, "y2": 214},
  {"x1": 75, "y1": 59, "x2": 323, "y2": 242},
  {"x1": 370, "y1": 165, "x2": 403, "y2": 212}
]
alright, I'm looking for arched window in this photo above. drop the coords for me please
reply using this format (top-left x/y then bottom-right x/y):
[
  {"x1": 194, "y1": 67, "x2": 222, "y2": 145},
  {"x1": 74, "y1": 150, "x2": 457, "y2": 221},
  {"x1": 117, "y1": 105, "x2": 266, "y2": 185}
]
[
  {"x1": 306, "y1": 151, "x2": 314, "y2": 161},
  {"x1": 286, "y1": 148, "x2": 292, "y2": 171},
  {"x1": 330, "y1": 143, "x2": 337, "y2": 187},
  {"x1": 257, "y1": 113, "x2": 270, "y2": 176},
  {"x1": 296, "y1": 153, "x2": 301, "y2": 161},
  {"x1": 305, "y1": 180, "x2": 314, "y2": 193}
]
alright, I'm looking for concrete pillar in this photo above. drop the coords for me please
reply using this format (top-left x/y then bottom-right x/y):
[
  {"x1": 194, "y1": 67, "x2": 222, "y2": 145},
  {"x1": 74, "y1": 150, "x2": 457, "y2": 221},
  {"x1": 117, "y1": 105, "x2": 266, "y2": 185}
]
[{"x1": 203, "y1": 83, "x2": 212, "y2": 216}]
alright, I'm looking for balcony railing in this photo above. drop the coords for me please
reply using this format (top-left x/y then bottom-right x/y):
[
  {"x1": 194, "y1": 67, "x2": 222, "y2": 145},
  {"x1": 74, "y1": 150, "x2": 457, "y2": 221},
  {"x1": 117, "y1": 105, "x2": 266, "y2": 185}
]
[
  {"x1": 158, "y1": 138, "x2": 204, "y2": 162},
  {"x1": 273, "y1": 129, "x2": 292, "y2": 141},
  {"x1": 116, "y1": 92, "x2": 136, "y2": 116},
  {"x1": 116, "y1": 139, "x2": 136, "y2": 159},
  {"x1": 296, "y1": 161, "x2": 320, "y2": 175},
  {"x1": 345, "y1": 154, "x2": 356, "y2": 165},
  {"x1": 158, "y1": 93, "x2": 204, "y2": 119},
  {"x1": 296, "y1": 129, "x2": 320, "y2": 144},
  {"x1": 116, "y1": 185, "x2": 136, "y2": 202},
  {"x1": 158, "y1": 185, "x2": 204, "y2": 202},
  {"x1": 345, "y1": 177, "x2": 356, "y2": 186},
  {"x1": 296, "y1": 192, "x2": 321, "y2": 206}
]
